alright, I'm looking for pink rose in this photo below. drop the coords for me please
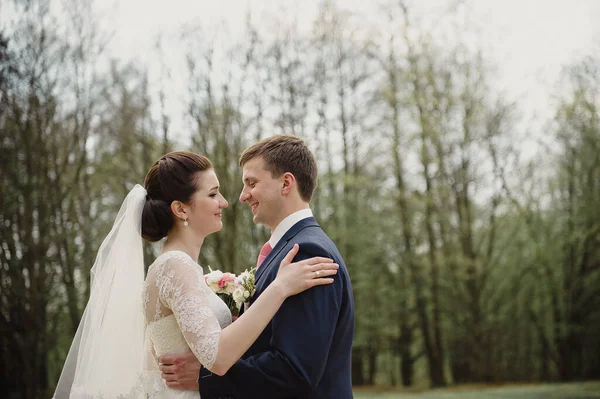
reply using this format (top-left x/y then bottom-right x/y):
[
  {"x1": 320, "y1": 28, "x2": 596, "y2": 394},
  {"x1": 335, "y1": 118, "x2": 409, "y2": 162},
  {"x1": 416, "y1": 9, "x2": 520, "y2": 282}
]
[{"x1": 218, "y1": 273, "x2": 236, "y2": 289}]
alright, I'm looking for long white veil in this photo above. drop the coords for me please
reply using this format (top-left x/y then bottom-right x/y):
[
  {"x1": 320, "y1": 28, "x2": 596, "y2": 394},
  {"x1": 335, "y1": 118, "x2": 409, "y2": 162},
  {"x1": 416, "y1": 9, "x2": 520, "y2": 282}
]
[{"x1": 54, "y1": 184, "x2": 157, "y2": 398}]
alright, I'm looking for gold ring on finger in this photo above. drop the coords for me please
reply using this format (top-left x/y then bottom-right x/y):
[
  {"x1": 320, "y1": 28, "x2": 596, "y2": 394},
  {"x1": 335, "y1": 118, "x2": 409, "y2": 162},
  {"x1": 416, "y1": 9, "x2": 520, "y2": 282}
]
[{"x1": 315, "y1": 271, "x2": 320, "y2": 277}]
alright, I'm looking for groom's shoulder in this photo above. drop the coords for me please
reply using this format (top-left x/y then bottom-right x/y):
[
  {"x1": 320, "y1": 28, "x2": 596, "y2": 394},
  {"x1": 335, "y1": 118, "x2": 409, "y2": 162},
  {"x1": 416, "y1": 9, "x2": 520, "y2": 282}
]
[
  {"x1": 294, "y1": 219, "x2": 330, "y2": 241},
  {"x1": 295, "y1": 224, "x2": 342, "y2": 257}
]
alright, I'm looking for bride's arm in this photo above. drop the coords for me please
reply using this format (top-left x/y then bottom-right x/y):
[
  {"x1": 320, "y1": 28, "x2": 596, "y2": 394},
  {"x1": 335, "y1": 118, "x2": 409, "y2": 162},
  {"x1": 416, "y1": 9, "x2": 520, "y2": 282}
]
[
  {"x1": 158, "y1": 245, "x2": 338, "y2": 376},
  {"x1": 212, "y1": 245, "x2": 338, "y2": 375}
]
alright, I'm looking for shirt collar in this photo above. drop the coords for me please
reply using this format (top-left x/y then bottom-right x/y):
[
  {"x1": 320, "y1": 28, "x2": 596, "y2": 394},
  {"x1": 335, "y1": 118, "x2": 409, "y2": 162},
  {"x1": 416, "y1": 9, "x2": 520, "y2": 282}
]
[{"x1": 268, "y1": 208, "x2": 313, "y2": 249}]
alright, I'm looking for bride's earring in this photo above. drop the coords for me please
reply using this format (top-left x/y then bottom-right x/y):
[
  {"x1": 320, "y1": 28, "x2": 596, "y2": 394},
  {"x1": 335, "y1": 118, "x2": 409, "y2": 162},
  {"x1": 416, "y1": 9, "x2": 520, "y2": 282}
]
[{"x1": 184, "y1": 217, "x2": 189, "y2": 227}]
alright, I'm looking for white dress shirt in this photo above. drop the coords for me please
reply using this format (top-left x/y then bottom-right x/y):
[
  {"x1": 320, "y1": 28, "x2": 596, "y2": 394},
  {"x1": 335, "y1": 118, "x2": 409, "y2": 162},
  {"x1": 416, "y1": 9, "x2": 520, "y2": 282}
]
[{"x1": 268, "y1": 208, "x2": 313, "y2": 249}]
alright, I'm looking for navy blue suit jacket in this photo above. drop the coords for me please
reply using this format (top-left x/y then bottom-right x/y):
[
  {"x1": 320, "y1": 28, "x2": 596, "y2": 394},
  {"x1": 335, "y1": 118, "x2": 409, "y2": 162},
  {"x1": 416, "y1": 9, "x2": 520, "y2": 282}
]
[{"x1": 199, "y1": 217, "x2": 355, "y2": 398}]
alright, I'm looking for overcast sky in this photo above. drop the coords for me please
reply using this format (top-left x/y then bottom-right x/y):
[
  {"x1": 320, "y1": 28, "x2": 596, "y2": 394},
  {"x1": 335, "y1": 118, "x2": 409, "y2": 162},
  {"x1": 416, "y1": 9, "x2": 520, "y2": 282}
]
[
  {"x1": 107, "y1": 0, "x2": 600, "y2": 88},
  {"x1": 3, "y1": 0, "x2": 600, "y2": 146},
  {"x1": 101, "y1": 0, "x2": 600, "y2": 138}
]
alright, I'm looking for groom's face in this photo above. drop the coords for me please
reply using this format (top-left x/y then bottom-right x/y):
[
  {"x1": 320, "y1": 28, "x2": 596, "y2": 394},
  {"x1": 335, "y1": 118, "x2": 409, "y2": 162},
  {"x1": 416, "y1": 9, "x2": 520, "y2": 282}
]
[{"x1": 240, "y1": 156, "x2": 285, "y2": 231}]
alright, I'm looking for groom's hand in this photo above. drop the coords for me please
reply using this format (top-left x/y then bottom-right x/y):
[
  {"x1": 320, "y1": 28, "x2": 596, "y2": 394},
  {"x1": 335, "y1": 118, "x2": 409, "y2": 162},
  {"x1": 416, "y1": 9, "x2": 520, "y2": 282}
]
[{"x1": 159, "y1": 352, "x2": 201, "y2": 390}]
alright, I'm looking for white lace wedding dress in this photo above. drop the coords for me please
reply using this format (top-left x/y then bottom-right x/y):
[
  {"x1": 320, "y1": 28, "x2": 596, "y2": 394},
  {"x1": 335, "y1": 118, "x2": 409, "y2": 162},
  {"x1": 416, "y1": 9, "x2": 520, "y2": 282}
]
[{"x1": 143, "y1": 250, "x2": 232, "y2": 398}]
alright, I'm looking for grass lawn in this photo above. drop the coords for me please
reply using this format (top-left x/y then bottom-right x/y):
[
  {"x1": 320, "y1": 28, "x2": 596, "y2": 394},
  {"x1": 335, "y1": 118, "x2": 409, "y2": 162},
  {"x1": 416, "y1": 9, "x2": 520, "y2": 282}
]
[{"x1": 353, "y1": 381, "x2": 600, "y2": 398}]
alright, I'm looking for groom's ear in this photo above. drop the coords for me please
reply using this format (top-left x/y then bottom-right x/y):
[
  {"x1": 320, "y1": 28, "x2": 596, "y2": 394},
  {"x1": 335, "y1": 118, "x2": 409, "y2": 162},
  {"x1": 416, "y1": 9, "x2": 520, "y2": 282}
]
[
  {"x1": 281, "y1": 172, "x2": 296, "y2": 197},
  {"x1": 170, "y1": 200, "x2": 187, "y2": 221}
]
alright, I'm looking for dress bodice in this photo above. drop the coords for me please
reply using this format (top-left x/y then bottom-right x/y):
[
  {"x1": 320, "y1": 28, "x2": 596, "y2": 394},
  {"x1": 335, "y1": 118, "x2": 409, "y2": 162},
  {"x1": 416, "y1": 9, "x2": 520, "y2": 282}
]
[{"x1": 143, "y1": 251, "x2": 232, "y2": 365}]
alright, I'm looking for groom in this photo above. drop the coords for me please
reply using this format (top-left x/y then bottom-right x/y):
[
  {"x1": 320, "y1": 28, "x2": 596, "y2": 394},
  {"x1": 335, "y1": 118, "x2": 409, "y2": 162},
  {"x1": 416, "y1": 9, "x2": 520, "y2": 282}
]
[{"x1": 159, "y1": 135, "x2": 355, "y2": 398}]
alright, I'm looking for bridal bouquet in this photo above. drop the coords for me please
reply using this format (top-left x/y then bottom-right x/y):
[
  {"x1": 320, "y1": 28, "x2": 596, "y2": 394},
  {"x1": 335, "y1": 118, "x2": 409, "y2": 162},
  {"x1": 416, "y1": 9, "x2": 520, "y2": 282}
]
[{"x1": 204, "y1": 267, "x2": 257, "y2": 317}]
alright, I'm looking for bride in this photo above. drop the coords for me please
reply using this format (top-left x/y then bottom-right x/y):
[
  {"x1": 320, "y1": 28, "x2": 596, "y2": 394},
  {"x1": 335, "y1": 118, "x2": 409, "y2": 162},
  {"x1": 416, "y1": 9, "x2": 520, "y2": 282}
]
[{"x1": 53, "y1": 151, "x2": 338, "y2": 398}]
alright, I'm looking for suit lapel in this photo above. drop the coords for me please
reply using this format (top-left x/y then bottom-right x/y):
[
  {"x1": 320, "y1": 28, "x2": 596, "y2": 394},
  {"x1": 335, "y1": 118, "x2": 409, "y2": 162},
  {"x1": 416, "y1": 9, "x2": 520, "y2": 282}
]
[{"x1": 254, "y1": 217, "x2": 319, "y2": 284}]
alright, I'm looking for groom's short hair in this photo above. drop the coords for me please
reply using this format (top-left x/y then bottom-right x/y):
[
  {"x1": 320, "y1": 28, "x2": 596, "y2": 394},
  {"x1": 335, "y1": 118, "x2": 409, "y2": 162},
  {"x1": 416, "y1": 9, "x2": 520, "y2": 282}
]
[{"x1": 240, "y1": 134, "x2": 318, "y2": 202}]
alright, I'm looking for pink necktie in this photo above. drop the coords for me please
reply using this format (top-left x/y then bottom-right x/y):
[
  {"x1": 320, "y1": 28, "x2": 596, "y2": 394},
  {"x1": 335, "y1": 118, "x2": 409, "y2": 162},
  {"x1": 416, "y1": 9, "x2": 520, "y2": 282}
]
[{"x1": 256, "y1": 242, "x2": 272, "y2": 268}]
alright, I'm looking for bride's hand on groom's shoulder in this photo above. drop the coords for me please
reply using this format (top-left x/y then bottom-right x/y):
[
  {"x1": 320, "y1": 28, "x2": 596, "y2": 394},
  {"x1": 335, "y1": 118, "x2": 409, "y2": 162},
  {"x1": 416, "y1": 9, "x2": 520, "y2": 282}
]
[
  {"x1": 274, "y1": 244, "x2": 339, "y2": 297},
  {"x1": 158, "y1": 352, "x2": 201, "y2": 391}
]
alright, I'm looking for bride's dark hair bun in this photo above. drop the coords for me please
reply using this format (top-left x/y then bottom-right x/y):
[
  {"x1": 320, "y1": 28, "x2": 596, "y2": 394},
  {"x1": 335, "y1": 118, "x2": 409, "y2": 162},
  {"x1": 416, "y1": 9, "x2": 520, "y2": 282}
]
[
  {"x1": 142, "y1": 151, "x2": 213, "y2": 242},
  {"x1": 142, "y1": 198, "x2": 172, "y2": 242}
]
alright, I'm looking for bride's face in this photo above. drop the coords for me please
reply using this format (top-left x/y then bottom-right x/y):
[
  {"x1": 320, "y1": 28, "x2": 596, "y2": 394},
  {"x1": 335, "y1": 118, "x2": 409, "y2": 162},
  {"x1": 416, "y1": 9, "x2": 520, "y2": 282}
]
[{"x1": 187, "y1": 169, "x2": 228, "y2": 236}]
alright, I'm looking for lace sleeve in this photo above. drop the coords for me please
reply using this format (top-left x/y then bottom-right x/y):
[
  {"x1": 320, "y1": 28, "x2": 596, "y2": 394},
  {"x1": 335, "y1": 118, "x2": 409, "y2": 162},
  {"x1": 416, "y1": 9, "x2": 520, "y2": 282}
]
[{"x1": 155, "y1": 256, "x2": 222, "y2": 370}]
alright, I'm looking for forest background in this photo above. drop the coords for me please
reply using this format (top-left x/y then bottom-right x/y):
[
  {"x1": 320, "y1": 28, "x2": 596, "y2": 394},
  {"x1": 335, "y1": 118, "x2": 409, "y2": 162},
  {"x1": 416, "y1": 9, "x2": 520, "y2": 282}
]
[{"x1": 1, "y1": 0, "x2": 600, "y2": 398}]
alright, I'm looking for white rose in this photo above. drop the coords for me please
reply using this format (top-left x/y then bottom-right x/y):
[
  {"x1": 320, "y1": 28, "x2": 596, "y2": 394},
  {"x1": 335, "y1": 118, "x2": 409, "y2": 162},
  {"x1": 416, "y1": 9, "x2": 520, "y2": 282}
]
[
  {"x1": 237, "y1": 272, "x2": 249, "y2": 283},
  {"x1": 232, "y1": 287, "x2": 244, "y2": 305},
  {"x1": 225, "y1": 283, "x2": 237, "y2": 295},
  {"x1": 205, "y1": 270, "x2": 223, "y2": 285},
  {"x1": 204, "y1": 271, "x2": 223, "y2": 293},
  {"x1": 243, "y1": 290, "x2": 250, "y2": 299}
]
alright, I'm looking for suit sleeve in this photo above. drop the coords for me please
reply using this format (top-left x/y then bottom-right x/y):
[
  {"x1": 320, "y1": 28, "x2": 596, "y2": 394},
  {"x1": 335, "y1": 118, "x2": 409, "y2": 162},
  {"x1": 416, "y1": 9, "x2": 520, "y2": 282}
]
[{"x1": 199, "y1": 243, "x2": 342, "y2": 398}]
